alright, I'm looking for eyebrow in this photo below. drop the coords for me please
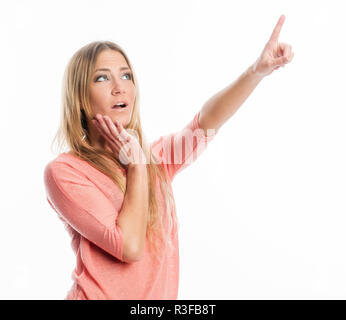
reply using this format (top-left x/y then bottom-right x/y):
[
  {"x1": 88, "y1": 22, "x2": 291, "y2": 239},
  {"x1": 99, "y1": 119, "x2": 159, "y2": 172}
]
[{"x1": 94, "y1": 67, "x2": 131, "y2": 73}]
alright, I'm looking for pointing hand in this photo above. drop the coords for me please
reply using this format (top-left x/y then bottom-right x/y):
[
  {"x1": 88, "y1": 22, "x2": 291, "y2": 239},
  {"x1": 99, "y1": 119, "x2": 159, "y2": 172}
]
[{"x1": 252, "y1": 15, "x2": 294, "y2": 77}]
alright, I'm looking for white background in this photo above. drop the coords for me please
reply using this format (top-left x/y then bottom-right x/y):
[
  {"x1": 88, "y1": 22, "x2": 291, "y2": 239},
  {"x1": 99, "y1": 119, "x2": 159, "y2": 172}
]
[{"x1": 1, "y1": 0, "x2": 345, "y2": 299}]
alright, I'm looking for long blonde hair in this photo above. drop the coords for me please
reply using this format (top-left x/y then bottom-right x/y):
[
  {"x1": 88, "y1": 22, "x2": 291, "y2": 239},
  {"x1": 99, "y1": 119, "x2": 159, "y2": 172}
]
[{"x1": 51, "y1": 40, "x2": 177, "y2": 261}]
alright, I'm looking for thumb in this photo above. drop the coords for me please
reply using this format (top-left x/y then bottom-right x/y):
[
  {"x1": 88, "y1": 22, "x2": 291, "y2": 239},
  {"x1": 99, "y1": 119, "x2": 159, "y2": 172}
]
[{"x1": 274, "y1": 55, "x2": 288, "y2": 67}]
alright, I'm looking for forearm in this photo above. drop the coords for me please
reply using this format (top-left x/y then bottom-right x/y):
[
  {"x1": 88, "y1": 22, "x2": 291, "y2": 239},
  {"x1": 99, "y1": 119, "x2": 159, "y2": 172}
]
[
  {"x1": 117, "y1": 164, "x2": 149, "y2": 262},
  {"x1": 199, "y1": 64, "x2": 264, "y2": 133}
]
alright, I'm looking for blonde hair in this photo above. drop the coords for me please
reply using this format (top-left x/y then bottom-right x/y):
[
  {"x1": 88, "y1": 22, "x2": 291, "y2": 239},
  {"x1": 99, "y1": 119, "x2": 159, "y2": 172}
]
[{"x1": 51, "y1": 40, "x2": 178, "y2": 262}]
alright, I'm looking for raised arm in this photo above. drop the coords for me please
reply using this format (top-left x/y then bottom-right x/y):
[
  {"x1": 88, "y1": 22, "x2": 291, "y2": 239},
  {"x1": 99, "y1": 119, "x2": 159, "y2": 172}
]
[{"x1": 198, "y1": 15, "x2": 294, "y2": 134}]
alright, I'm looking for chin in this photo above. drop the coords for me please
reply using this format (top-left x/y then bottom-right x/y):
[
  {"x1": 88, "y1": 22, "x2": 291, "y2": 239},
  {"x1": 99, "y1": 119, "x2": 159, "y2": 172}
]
[
  {"x1": 116, "y1": 118, "x2": 130, "y2": 128},
  {"x1": 109, "y1": 111, "x2": 132, "y2": 128}
]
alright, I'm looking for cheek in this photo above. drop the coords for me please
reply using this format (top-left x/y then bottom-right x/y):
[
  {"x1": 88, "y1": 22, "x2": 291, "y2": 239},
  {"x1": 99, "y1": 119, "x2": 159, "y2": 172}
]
[
  {"x1": 89, "y1": 87, "x2": 106, "y2": 105},
  {"x1": 129, "y1": 86, "x2": 136, "y2": 103}
]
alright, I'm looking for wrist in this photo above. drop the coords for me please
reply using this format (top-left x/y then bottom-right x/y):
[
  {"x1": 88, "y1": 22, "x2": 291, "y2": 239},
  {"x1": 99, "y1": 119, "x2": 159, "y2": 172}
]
[
  {"x1": 127, "y1": 163, "x2": 147, "y2": 172},
  {"x1": 249, "y1": 62, "x2": 265, "y2": 81}
]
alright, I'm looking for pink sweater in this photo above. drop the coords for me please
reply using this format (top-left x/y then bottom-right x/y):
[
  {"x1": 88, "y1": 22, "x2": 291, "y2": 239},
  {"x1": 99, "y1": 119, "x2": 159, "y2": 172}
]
[{"x1": 43, "y1": 111, "x2": 216, "y2": 300}]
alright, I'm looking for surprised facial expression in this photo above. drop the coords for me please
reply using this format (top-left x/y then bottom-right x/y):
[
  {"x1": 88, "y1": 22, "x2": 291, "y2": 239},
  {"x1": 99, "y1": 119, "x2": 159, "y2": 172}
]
[{"x1": 89, "y1": 49, "x2": 136, "y2": 128}]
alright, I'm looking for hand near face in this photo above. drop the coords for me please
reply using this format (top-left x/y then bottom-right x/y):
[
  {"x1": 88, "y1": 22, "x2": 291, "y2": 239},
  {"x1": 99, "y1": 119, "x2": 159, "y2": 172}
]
[
  {"x1": 252, "y1": 15, "x2": 294, "y2": 77},
  {"x1": 92, "y1": 114, "x2": 148, "y2": 167}
]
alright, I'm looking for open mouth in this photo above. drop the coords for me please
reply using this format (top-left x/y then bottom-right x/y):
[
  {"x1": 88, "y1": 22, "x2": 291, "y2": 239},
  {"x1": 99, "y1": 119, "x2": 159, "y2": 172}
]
[{"x1": 112, "y1": 103, "x2": 127, "y2": 109}]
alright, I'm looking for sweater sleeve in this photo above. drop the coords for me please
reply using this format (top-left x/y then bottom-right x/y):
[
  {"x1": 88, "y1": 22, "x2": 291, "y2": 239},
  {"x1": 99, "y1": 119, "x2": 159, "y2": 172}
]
[
  {"x1": 150, "y1": 111, "x2": 217, "y2": 182},
  {"x1": 43, "y1": 161, "x2": 124, "y2": 262}
]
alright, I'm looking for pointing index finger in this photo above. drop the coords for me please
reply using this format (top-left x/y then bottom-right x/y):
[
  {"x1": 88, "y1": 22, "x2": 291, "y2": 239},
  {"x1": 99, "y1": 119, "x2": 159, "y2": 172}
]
[{"x1": 269, "y1": 14, "x2": 285, "y2": 44}]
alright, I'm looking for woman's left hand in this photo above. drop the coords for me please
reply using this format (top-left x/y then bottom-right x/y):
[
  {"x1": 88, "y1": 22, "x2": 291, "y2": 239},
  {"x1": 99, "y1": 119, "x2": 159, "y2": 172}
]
[{"x1": 252, "y1": 15, "x2": 294, "y2": 78}]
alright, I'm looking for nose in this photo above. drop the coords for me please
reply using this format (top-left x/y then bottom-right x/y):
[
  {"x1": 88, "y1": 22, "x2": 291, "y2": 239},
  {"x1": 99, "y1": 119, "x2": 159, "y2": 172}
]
[{"x1": 111, "y1": 80, "x2": 125, "y2": 95}]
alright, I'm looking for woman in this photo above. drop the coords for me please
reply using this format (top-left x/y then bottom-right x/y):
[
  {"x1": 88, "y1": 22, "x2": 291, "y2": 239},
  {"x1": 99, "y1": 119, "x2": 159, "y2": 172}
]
[{"x1": 44, "y1": 15, "x2": 293, "y2": 300}]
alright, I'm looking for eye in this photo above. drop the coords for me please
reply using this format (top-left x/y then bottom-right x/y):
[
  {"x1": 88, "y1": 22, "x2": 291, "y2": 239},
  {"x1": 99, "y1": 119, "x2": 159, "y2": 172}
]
[
  {"x1": 95, "y1": 73, "x2": 132, "y2": 82},
  {"x1": 95, "y1": 74, "x2": 108, "y2": 82},
  {"x1": 122, "y1": 73, "x2": 132, "y2": 80}
]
